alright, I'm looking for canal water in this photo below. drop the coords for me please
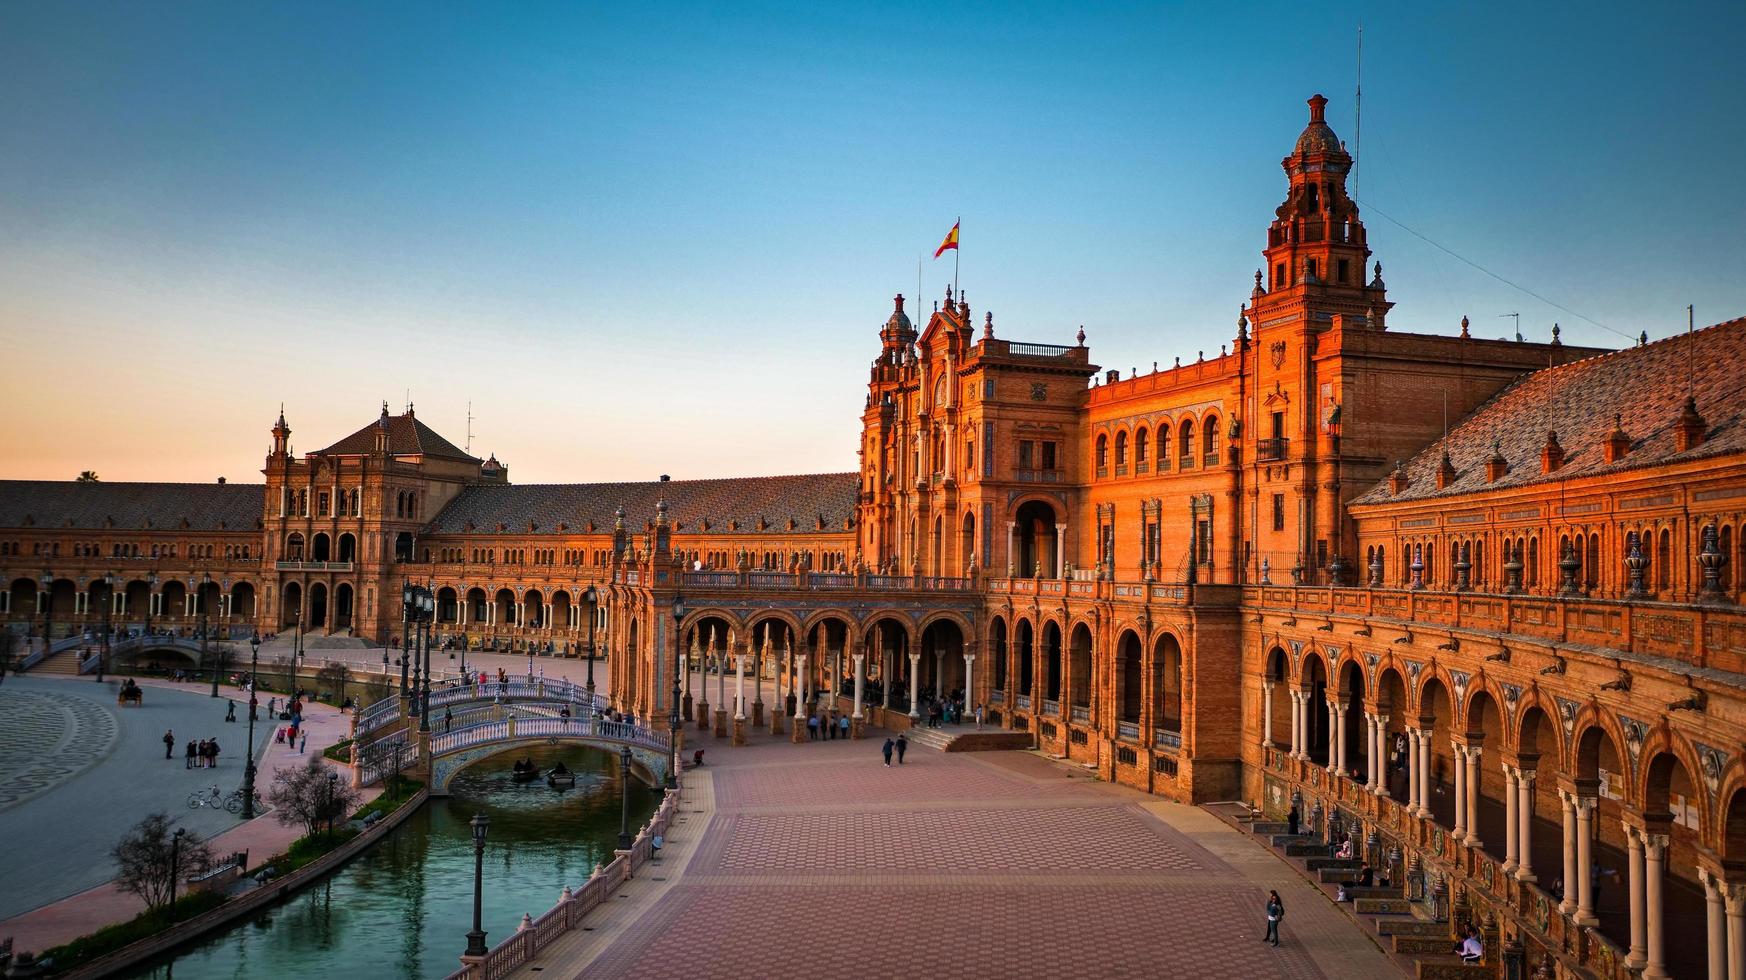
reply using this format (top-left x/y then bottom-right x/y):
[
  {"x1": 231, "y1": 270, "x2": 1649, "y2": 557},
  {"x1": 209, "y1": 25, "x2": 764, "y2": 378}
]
[{"x1": 124, "y1": 745, "x2": 662, "y2": 979}]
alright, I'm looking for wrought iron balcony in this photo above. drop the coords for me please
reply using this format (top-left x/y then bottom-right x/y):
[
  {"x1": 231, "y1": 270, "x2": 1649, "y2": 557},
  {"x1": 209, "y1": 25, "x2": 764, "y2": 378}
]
[{"x1": 1257, "y1": 437, "x2": 1290, "y2": 462}]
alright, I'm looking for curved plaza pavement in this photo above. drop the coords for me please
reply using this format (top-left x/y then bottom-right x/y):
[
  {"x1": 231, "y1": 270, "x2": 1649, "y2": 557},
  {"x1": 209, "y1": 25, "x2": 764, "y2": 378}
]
[{"x1": 509, "y1": 714, "x2": 1404, "y2": 980}]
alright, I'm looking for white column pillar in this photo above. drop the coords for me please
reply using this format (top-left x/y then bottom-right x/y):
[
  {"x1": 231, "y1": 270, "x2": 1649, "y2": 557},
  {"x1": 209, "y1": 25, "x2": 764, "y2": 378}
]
[
  {"x1": 1006, "y1": 522, "x2": 1017, "y2": 573},
  {"x1": 1288, "y1": 692, "x2": 1301, "y2": 758},
  {"x1": 1451, "y1": 742, "x2": 1468, "y2": 840},
  {"x1": 963, "y1": 653, "x2": 975, "y2": 712},
  {"x1": 852, "y1": 653, "x2": 865, "y2": 719},
  {"x1": 1702, "y1": 869, "x2": 1727, "y2": 980},
  {"x1": 1644, "y1": 832, "x2": 1670, "y2": 979},
  {"x1": 1405, "y1": 728, "x2": 1421, "y2": 813},
  {"x1": 1559, "y1": 791, "x2": 1579, "y2": 915},
  {"x1": 1330, "y1": 698, "x2": 1345, "y2": 775},
  {"x1": 1575, "y1": 797, "x2": 1598, "y2": 925},
  {"x1": 1516, "y1": 769, "x2": 1537, "y2": 881},
  {"x1": 907, "y1": 652, "x2": 921, "y2": 719},
  {"x1": 1374, "y1": 717, "x2": 1390, "y2": 797},
  {"x1": 794, "y1": 653, "x2": 808, "y2": 721},
  {"x1": 1501, "y1": 765, "x2": 1520, "y2": 873},
  {"x1": 1724, "y1": 880, "x2": 1746, "y2": 980},
  {"x1": 733, "y1": 654, "x2": 747, "y2": 720},
  {"x1": 1418, "y1": 730, "x2": 1433, "y2": 817},
  {"x1": 1626, "y1": 824, "x2": 1648, "y2": 968},
  {"x1": 1463, "y1": 746, "x2": 1483, "y2": 846},
  {"x1": 1262, "y1": 682, "x2": 1274, "y2": 746},
  {"x1": 1054, "y1": 523, "x2": 1066, "y2": 578}
]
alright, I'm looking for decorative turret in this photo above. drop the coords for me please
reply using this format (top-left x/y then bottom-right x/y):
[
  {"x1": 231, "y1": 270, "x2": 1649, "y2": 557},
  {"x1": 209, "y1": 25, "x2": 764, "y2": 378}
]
[
  {"x1": 374, "y1": 402, "x2": 391, "y2": 455},
  {"x1": 879, "y1": 294, "x2": 915, "y2": 351},
  {"x1": 1435, "y1": 451, "x2": 1457, "y2": 489},
  {"x1": 1485, "y1": 440, "x2": 1508, "y2": 482},
  {"x1": 1540, "y1": 431, "x2": 1565, "y2": 474},
  {"x1": 270, "y1": 406, "x2": 291, "y2": 457},
  {"x1": 1603, "y1": 413, "x2": 1632, "y2": 463},
  {"x1": 1674, "y1": 395, "x2": 1707, "y2": 452}
]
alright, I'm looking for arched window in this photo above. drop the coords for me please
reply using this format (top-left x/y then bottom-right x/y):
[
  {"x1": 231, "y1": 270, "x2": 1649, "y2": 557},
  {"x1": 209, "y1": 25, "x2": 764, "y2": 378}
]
[
  {"x1": 1135, "y1": 427, "x2": 1149, "y2": 465},
  {"x1": 1528, "y1": 536, "x2": 1540, "y2": 587},
  {"x1": 1203, "y1": 416, "x2": 1220, "y2": 465},
  {"x1": 1095, "y1": 434, "x2": 1108, "y2": 475},
  {"x1": 1584, "y1": 534, "x2": 1600, "y2": 591},
  {"x1": 1178, "y1": 420, "x2": 1195, "y2": 468},
  {"x1": 1114, "y1": 431, "x2": 1128, "y2": 467},
  {"x1": 1156, "y1": 425, "x2": 1171, "y2": 470}
]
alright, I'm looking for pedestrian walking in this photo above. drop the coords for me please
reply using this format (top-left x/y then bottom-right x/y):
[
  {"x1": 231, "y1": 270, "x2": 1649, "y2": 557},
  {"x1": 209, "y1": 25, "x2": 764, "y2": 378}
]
[
  {"x1": 163, "y1": 729, "x2": 176, "y2": 760},
  {"x1": 881, "y1": 738, "x2": 894, "y2": 767},
  {"x1": 807, "y1": 713, "x2": 819, "y2": 740},
  {"x1": 1264, "y1": 890, "x2": 1284, "y2": 947},
  {"x1": 895, "y1": 733, "x2": 908, "y2": 764},
  {"x1": 298, "y1": 732, "x2": 307, "y2": 754},
  {"x1": 1287, "y1": 804, "x2": 1300, "y2": 836},
  {"x1": 185, "y1": 739, "x2": 197, "y2": 768},
  {"x1": 974, "y1": 703, "x2": 985, "y2": 729},
  {"x1": 225, "y1": 700, "x2": 236, "y2": 723},
  {"x1": 209, "y1": 739, "x2": 221, "y2": 768},
  {"x1": 839, "y1": 714, "x2": 850, "y2": 739},
  {"x1": 443, "y1": 707, "x2": 453, "y2": 733}
]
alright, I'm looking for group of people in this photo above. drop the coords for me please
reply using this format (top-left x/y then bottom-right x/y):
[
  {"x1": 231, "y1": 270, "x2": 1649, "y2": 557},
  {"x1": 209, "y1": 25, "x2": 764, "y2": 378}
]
[
  {"x1": 183, "y1": 737, "x2": 222, "y2": 768},
  {"x1": 804, "y1": 710, "x2": 850, "y2": 740},
  {"x1": 879, "y1": 734, "x2": 908, "y2": 766}
]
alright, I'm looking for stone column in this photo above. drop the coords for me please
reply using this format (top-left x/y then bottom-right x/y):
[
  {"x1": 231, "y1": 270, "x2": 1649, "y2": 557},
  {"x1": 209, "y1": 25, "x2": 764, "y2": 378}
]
[
  {"x1": 1723, "y1": 879, "x2": 1746, "y2": 980},
  {"x1": 908, "y1": 651, "x2": 921, "y2": 719},
  {"x1": 1558, "y1": 791, "x2": 1579, "y2": 915},
  {"x1": 769, "y1": 634, "x2": 785, "y2": 736},
  {"x1": 1501, "y1": 765, "x2": 1520, "y2": 874},
  {"x1": 750, "y1": 631, "x2": 765, "y2": 728},
  {"x1": 851, "y1": 652, "x2": 866, "y2": 739},
  {"x1": 1451, "y1": 743, "x2": 1468, "y2": 840},
  {"x1": 1626, "y1": 824, "x2": 1647, "y2": 968},
  {"x1": 1006, "y1": 522, "x2": 1017, "y2": 573},
  {"x1": 1574, "y1": 796, "x2": 1598, "y2": 925},
  {"x1": 1054, "y1": 523, "x2": 1067, "y2": 578},
  {"x1": 1515, "y1": 769, "x2": 1537, "y2": 881},
  {"x1": 1288, "y1": 692, "x2": 1301, "y2": 758},
  {"x1": 791, "y1": 651, "x2": 808, "y2": 744},
  {"x1": 1373, "y1": 716, "x2": 1389, "y2": 796},
  {"x1": 1405, "y1": 728, "x2": 1421, "y2": 813},
  {"x1": 963, "y1": 653, "x2": 975, "y2": 717},
  {"x1": 1644, "y1": 832, "x2": 1670, "y2": 979},
  {"x1": 1330, "y1": 698, "x2": 1346, "y2": 775},
  {"x1": 1701, "y1": 869, "x2": 1727, "y2": 980},
  {"x1": 1262, "y1": 682, "x2": 1274, "y2": 747},
  {"x1": 1463, "y1": 746, "x2": 1482, "y2": 847},
  {"x1": 731, "y1": 653, "x2": 748, "y2": 746}
]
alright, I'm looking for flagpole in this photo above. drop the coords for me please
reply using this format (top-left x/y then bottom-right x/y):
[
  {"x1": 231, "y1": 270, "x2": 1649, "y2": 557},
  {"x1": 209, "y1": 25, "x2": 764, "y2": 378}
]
[{"x1": 953, "y1": 216, "x2": 960, "y2": 299}]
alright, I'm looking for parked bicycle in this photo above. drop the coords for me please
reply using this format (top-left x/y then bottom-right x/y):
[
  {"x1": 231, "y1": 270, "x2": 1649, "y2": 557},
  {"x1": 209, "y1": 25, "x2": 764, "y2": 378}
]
[{"x1": 187, "y1": 785, "x2": 263, "y2": 814}]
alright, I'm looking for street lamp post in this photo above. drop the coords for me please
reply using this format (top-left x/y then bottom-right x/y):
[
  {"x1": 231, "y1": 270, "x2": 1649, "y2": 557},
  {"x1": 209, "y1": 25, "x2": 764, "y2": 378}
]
[
  {"x1": 465, "y1": 813, "x2": 490, "y2": 957},
  {"x1": 201, "y1": 574, "x2": 220, "y2": 697},
  {"x1": 242, "y1": 633, "x2": 261, "y2": 818},
  {"x1": 40, "y1": 572, "x2": 52, "y2": 649},
  {"x1": 399, "y1": 580, "x2": 412, "y2": 703},
  {"x1": 96, "y1": 574, "x2": 111, "y2": 683},
  {"x1": 288, "y1": 610, "x2": 302, "y2": 698},
  {"x1": 617, "y1": 744, "x2": 634, "y2": 849},
  {"x1": 581, "y1": 585, "x2": 598, "y2": 700},
  {"x1": 144, "y1": 572, "x2": 157, "y2": 636},
  {"x1": 668, "y1": 595, "x2": 684, "y2": 790},
  {"x1": 419, "y1": 587, "x2": 435, "y2": 733}
]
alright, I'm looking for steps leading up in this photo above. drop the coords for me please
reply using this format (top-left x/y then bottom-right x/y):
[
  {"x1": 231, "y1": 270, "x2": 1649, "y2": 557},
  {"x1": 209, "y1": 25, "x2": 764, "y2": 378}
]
[{"x1": 902, "y1": 726, "x2": 1031, "y2": 753}]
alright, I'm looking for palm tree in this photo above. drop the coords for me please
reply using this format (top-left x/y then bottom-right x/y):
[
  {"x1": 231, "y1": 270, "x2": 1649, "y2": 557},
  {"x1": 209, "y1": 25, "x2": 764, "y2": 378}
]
[{"x1": 76, "y1": 471, "x2": 100, "y2": 483}]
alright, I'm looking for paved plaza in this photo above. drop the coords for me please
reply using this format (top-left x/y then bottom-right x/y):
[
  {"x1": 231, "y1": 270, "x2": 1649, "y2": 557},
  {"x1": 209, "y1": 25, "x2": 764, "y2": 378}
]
[{"x1": 514, "y1": 719, "x2": 1402, "y2": 980}]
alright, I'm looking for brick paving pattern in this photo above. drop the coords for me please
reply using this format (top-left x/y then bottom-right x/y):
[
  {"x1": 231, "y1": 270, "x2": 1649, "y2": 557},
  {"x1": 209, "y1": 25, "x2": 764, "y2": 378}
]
[{"x1": 520, "y1": 726, "x2": 1401, "y2": 980}]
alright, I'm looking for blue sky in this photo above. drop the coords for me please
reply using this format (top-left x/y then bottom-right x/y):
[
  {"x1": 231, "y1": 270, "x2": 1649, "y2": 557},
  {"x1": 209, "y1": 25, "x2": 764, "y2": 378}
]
[{"x1": 2, "y1": 2, "x2": 1741, "y2": 482}]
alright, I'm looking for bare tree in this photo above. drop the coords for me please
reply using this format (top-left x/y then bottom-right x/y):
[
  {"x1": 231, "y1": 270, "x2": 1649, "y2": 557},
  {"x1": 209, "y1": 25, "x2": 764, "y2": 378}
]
[
  {"x1": 316, "y1": 662, "x2": 352, "y2": 707},
  {"x1": 113, "y1": 813, "x2": 212, "y2": 910},
  {"x1": 268, "y1": 757, "x2": 362, "y2": 837}
]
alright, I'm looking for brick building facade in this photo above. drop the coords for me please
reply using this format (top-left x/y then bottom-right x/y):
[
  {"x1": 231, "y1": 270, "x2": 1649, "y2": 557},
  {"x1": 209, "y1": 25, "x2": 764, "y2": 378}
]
[{"x1": 5, "y1": 95, "x2": 1745, "y2": 978}]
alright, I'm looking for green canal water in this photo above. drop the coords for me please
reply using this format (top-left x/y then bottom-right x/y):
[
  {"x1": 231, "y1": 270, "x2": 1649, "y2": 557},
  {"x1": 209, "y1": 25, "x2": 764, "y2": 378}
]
[{"x1": 124, "y1": 745, "x2": 662, "y2": 979}]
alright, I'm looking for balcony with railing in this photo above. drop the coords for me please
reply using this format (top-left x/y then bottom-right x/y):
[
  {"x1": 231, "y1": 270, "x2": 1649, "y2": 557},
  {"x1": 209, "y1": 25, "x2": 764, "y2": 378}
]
[
  {"x1": 1256, "y1": 437, "x2": 1290, "y2": 462},
  {"x1": 1116, "y1": 721, "x2": 1139, "y2": 741},
  {"x1": 275, "y1": 560, "x2": 355, "y2": 572},
  {"x1": 1202, "y1": 450, "x2": 1219, "y2": 467},
  {"x1": 1154, "y1": 728, "x2": 1182, "y2": 749},
  {"x1": 1042, "y1": 699, "x2": 1060, "y2": 716},
  {"x1": 1070, "y1": 705, "x2": 1089, "y2": 723},
  {"x1": 1014, "y1": 468, "x2": 1062, "y2": 483}
]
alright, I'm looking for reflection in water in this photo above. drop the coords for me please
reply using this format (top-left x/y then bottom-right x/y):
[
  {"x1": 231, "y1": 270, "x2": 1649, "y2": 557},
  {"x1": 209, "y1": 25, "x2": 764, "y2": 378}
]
[{"x1": 126, "y1": 746, "x2": 661, "y2": 979}]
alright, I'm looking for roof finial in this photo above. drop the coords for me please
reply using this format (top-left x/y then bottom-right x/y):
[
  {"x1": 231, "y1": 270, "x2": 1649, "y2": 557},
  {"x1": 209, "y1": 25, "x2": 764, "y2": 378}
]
[
  {"x1": 1551, "y1": 323, "x2": 1562, "y2": 345},
  {"x1": 982, "y1": 311, "x2": 994, "y2": 340},
  {"x1": 1076, "y1": 325, "x2": 1086, "y2": 346},
  {"x1": 894, "y1": 293, "x2": 905, "y2": 313},
  {"x1": 1459, "y1": 315, "x2": 1470, "y2": 339},
  {"x1": 1308, "y1": 93, "x2": 1328, "y2": 124},
  {"x1": 381, "y1": 400, "x2": 390, "y2": 417}
]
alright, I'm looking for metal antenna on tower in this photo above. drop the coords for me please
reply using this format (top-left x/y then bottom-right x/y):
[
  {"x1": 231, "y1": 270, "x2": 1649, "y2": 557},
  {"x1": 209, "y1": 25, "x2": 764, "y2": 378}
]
[
  {"x1": 1353, "y1": 21, "x2": 1363, "y2": 200},
  {"x1": 1499, "y1": 312, "x2": 1521, "y2": 342},
  {"x1": 466, "y1": 401, "x2": 474, "y2": 454}
]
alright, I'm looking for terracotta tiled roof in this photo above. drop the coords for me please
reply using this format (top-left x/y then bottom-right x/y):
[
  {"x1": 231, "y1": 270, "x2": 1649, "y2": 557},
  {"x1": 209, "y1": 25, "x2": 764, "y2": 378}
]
[
  {"x1": 0, "y1": 482, "x2": 264, "y2": 532},
  {"x1": 424, "y1": 473, "x2": 859, "y2": 536},
  {"x1": 314, "y1": 410, "x2": 477, "y2": 462},
  {"x1": 1354, "y1": 317, "x2": 1746, "y2": 505}
]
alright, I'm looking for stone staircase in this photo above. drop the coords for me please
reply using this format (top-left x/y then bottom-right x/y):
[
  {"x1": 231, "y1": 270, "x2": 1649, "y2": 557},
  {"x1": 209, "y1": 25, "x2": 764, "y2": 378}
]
[
  {"x1": 1223, "y1": 811, "x2": 1493, "y2": 978},
  {"x1": 26, "y1": 645, "x2": 85, "y2": 676},
  {"x1": 901, "y1": 724, "x2": 1031, "y2": 753}
]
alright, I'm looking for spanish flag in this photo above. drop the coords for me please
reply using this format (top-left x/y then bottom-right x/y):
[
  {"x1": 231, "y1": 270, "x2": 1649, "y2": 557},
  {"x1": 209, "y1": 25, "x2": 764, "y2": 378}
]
[{"x1": 934, "y1": 220, "x2": 960, "y2": 258}]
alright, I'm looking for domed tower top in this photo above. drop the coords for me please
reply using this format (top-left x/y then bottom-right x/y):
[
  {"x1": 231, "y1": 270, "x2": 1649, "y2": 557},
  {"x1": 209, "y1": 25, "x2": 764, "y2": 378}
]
[
  {"x1": 1292, "y1": 94, "x2": 1346, "y2": 159},
  {"x1": 880, "y1": 293, "x2": 916, "y2": 351}
]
